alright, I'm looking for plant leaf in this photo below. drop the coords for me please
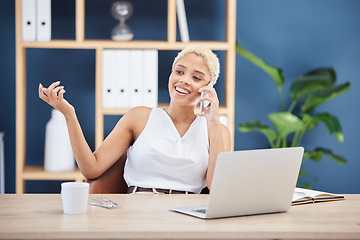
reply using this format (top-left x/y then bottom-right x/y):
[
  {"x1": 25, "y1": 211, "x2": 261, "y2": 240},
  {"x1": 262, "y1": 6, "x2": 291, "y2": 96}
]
[
  {"x1": 304, "y1": 149, "x2": 323, "y2": 162},
  {"x1": 301, "y1": 82, "x2": 351, "y2": 113},
  {"x1": 314, "y1": 113, "x2": 344, "y2": 142},
  {"x1": 236, "y1": 42, "x2": 284, "y2": 87},
  {"x1": 301, "y1": 114, "x2": 319, "y2": 131},
  {"x1": 297, "y1": 170, "x2": 319, "y2": 183},
  {"x1": 268, "y1": 112, "x2": 304, "y2": 137},
  {"x1": 316, "y1": 147, "x2": 347, "y2": 165},
  {"x1": 305, "y1": 147, "x2": 347, "y2": 165},
  {"x1": 298, "y1": 68, "x2": 336, "y2": 83},
  {"x1": 297, "y1": 182, "x2": 312, "y2": 189},
  {"x1": 290, "y1": 68, "x2": 336, "y2": 100},
  {"x1": 298, "y1": 171, "x2": 308, "y2": 178},
  {"x1": 238, "y1": 121, "x2": 277, "y2": 146}
]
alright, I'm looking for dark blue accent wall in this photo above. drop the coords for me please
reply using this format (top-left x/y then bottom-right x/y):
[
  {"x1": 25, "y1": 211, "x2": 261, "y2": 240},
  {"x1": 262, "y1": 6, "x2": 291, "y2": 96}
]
[{"x1": 1, "y1": 0, "x2": 359, "y2": 193}]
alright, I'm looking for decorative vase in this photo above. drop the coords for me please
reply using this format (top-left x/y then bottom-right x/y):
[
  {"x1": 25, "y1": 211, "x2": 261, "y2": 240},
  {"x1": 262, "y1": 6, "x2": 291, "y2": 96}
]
[{"x1": 44, "y1": 109, "x2": 75, "y2": 172}]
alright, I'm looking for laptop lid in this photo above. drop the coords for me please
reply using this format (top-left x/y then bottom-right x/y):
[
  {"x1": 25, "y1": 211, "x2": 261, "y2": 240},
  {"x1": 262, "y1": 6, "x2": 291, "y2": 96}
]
[{"x1": 170, "y1": 147, "x2": 304, "y2": 219}]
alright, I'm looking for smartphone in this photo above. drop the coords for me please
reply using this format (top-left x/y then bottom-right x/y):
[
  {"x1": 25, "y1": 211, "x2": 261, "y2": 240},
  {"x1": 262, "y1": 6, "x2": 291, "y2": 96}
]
[{"x1": 200, "y1": 82, "x2": 213, "y2": 112}]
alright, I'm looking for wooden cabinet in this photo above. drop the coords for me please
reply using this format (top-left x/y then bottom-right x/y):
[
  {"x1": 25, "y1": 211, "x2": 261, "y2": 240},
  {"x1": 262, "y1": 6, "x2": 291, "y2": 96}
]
[{"x1": 15, "y1": 0, "x2": 236, "y2": 193}]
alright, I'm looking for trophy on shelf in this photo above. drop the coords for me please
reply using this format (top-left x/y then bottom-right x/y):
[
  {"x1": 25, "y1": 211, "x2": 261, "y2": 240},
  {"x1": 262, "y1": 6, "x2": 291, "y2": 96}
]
[{"x1": 111, "y1": 1, "x2": 134, "y2": 41}]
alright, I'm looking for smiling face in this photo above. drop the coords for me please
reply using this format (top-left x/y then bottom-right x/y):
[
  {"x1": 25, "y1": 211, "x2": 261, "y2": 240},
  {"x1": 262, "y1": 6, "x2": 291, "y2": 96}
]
[{"x1": 168, "y1": 53, "x2": 211, "y2": 107}]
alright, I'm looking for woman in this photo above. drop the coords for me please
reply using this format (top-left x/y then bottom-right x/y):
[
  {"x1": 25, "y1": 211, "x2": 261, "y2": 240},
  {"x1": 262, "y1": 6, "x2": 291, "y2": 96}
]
[{"x1": 39, "y1": 45, "x2": 231, "y2": 194}]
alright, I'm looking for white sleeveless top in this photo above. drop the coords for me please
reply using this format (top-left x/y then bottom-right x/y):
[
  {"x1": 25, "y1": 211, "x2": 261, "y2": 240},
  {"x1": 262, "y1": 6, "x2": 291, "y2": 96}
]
[{"x1": 123, "y1": 108, "x2": 209, "y2": 193}]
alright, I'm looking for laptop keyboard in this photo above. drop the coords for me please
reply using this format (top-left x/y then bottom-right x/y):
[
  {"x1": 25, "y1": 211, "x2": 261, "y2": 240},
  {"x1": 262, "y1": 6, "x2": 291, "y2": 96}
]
[{"x1": 191, "y1": 209, "x2": 207, "y2": 214}]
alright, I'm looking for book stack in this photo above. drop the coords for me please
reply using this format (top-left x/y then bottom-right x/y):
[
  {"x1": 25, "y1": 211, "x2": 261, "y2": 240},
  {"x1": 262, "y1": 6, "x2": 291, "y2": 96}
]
[
  {"x1": 102, "y1": 49, "x2": 158, "y2": 109},
  {"x1": 22, "y1": 0, "x2": 51, "y2": 42}
]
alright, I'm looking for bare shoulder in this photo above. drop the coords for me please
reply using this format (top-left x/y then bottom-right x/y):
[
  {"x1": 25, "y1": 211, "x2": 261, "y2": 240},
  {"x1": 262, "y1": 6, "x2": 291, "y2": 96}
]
[
  {"x1": 113, "y1": 106, "x2": 152, "y2": 130},
  {"x1": 124, "y1": 106, "x2": 152, "y2": 121},
  {"x1": 121, "y1": 107, "x2": 153, "y2": 140}
]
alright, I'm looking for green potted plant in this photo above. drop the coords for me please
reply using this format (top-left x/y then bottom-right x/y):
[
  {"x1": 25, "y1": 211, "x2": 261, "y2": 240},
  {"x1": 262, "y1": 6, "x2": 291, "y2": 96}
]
[{"x1": 236, "y1": 42, "x2": 351, "y2": 188}]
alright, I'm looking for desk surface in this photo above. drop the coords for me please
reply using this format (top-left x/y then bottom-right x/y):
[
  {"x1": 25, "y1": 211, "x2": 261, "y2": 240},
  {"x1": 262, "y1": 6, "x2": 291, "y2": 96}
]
[{"x1": 0, "y1": 194, "x2": 359, "y2": 240}]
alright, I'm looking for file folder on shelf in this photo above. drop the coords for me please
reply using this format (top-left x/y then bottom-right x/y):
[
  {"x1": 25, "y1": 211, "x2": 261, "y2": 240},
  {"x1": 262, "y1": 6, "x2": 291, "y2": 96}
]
[
  {"x1": 143, "y1": 50, "x2": 158, "y2": 108},
  {"x1": 22, "y1": 0, "x2": 36, "y2": 41},
  {"x1": 129, "y1": 50, "x2": 143, "y2": 108},
  {"x1": 36, "y1": 0, "x2": 51, "y2": 41},
  {"x1": 102, "y1": 50, "x2": 117, "y2": 109},
  {"x1": 102, "y1": 49, "x2": 158, "y2": 110},
  {"x1": 114, "y1": 50, "x2": 131, "y2": 108}
]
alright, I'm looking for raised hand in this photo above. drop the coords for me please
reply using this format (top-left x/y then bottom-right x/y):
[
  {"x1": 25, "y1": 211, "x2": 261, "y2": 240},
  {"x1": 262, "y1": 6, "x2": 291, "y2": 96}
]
[{"x1": 39, "y1": 81, "x2": 75, "y2": 116}]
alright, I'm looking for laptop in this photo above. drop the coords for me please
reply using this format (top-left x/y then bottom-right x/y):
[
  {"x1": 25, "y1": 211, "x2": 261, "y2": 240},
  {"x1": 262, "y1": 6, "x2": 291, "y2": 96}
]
[{"x1": 169, "y1": 147, "x2": 304, "y2": 219}]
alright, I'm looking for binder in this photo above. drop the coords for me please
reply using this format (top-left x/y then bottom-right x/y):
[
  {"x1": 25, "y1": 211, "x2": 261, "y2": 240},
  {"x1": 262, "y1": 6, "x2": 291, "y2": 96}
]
[
  {"x1": 114, "y1": 50, "x2": 131, "y2": 108},
  {"x1": 176, "y1": 0, "x2": 190, "y2": 42},
  {"x1": 102, "y1": 49, "x2": 158, "y2": 109},
  {"x1": 36, "y1": 0, "x2": 51, "y2": 41},
  {"x1": 102, "y1": 50, "x2": 117, "y2": 108},
  {"x1": 143, "y1": 50, "x2": 158, "y2": 108},
  {"x1": 22, "y1": 0, "x2": 36, "y2": 41},
  {"x1": 129, "y1": 50, "x2": 143, "y2": 108}
]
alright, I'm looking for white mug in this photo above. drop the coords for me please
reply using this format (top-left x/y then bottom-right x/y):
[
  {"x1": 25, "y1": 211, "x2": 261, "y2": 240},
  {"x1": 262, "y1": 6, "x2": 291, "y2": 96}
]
[{"x1": 61, "y1": 182, "x2": 90, "y2": 215}]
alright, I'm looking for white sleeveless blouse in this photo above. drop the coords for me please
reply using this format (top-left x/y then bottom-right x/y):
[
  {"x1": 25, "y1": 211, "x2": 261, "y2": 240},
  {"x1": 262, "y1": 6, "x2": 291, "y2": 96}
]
[{"x1": 123, "y1": 108, "x2": 209, "y2": 193}]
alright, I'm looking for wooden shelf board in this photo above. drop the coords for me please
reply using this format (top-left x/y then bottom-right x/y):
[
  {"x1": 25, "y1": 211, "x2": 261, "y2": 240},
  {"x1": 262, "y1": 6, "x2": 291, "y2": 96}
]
[
  {"x1": 22, "y1": 166, "x2": 84, "y2": 181},
  {"x1": 20, "y1": 40, "x2": 230, "y2": 50}
]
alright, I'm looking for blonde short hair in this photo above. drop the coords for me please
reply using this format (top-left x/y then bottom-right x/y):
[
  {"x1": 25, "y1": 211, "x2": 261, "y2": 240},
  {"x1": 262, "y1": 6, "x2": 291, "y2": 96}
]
[{"x1": 172, "y1": 45, "x2": 220, "y2": 85}]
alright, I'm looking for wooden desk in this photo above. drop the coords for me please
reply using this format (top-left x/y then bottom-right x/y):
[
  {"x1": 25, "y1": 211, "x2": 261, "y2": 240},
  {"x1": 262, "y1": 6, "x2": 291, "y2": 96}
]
[{"x1": 0, "y1": 194, "x2": 359, "y2": 240}]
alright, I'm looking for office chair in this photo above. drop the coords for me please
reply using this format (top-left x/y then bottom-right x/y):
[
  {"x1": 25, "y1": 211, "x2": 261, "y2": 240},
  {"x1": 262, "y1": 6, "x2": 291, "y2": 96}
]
[{"x1": 86, "y1": 153, "x2": 128, "y2": 194}]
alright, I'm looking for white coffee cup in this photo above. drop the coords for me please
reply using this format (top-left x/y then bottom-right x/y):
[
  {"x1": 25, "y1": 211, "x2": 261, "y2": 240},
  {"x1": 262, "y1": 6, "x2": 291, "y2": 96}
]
[{"x1": 61, "y1": 182, "x2": 90, "y2": 215}]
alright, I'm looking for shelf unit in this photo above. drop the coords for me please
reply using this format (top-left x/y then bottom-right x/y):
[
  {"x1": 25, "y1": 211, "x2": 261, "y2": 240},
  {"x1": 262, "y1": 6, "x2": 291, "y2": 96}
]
[{"x1": 15, "y1": 0, "x2": 236, "y2": 193}]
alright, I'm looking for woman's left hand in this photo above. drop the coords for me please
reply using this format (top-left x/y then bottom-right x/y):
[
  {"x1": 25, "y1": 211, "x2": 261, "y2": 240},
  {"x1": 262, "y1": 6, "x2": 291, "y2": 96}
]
[{"x1": 198, "y1": 85, "x2": 220, "y2": 123}]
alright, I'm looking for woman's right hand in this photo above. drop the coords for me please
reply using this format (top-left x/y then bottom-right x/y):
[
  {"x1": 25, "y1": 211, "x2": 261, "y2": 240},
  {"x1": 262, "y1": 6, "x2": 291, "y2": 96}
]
[{"x1": 39, "y1": 81, "x2": 75, "y2": 117}]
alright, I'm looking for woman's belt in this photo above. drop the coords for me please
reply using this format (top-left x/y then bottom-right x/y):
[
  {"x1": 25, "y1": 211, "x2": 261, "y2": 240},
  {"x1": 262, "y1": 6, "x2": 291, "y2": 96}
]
[{"x1": 128, "y1": 186, "x2": 195, "y2": 194}]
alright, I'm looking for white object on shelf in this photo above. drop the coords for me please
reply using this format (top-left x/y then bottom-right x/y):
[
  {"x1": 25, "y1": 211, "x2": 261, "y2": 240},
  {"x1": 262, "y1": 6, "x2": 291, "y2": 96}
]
[
  {"x1": 44, "y1": 109, "x2": 75, "y2": 172},
  {"x1": 129, "y1": 49, "x2": 143, "y2": 108},
  {"x1": 176, "y1": 0, "x2": 190, "y2": 43},
  {"x1": 36, "y1": 0, "x2": 51, "y2": 41},
  {"x1": 22, "y1": 0, "x2": 36, "y2": 41},
  {"x1": 114, "y1": 49, "x2": 131, "y2": 108},
  {"x1": 143, "y1": 50, "x2": 158, "y2": 108},
  {"x1": 102, "y1": 50, "x2": 117, "y2": 108}
]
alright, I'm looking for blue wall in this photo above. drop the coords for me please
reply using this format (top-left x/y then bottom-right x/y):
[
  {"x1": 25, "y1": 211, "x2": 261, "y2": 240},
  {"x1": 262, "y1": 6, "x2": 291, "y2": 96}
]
[{"x1": 1, "y1": 0, "x2": 359, "y2": 193}]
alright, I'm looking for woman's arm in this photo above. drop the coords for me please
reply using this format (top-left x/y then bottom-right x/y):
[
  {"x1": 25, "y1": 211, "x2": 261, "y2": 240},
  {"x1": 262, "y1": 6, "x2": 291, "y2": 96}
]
[
  {"x1": 199, "y1": 85, "x2": 231, "y2": 189},
  {"x1": 38, "y1": 82, "x2": 135, "y2": 179},
  {"x1": 206, "y1": 122, "x2": 231, "y2": 189}
]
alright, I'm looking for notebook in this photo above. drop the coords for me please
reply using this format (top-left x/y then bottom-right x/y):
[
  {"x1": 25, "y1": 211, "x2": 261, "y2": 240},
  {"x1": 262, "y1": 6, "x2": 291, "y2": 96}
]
[{"x1": 169, "y1": 147, "x2": 304, "y2": 219}]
